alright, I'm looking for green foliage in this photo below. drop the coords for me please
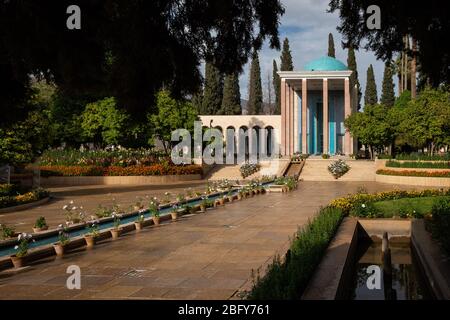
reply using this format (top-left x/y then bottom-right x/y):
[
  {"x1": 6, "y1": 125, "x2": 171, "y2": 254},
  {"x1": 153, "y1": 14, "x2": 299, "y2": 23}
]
[
  {"x1": 345, "y1": 104, "x2": 393, "y2": 157},
  {"x1": 327, "y1": 33, "x2": 335, "y2": 58},
  {"x1": 0, "y1": 184, "x2": 20, "y2": 197},
  {"x1": 34, "y1": 216, "x2": 48, "y2": 229},
  {"x1": 395, "y1": 153, "x2": 450, "y2": 161},
  {"x1": 201, "y1": 62, "x2": 223, "y2": 114},
  {"x1": 219, "y1": 72, "x2": 241, "y2": 115},
  {"x1": 247, "y1": 52, "x2": 263, "y2": 115},
  {"x1": 386, "y1": 160, "x2": 450, "y2": 169},
  {"x1": 148, "y1": 90, "x2": 198, "y2": 153},
  {"x1": 347, "y1": 46, "x2": 361, "y2": 110},
  {"x1": 249, "y1": 207, "x2": 343, "y2": 299},
  {"x1": 364, "y1": 64, "x2": 378, "y2": 106},
  {"x1": 381, "y1": 62, "x2": 395, "y2": 107},
  {"x1": 81, "y1": 97, "x2": 129, "y2": 146},
  {"x1": 429, "y1": 198, "x2": 450, "y2": 255},
  {"x1": 273, "y1": 60, "x2": 281, "y2": 114},
  {"x1": 350, "y1": 202, "x2": 382, "y2": 218},
  {"x1": 280, "y1": 38, "x2": 294, "y2": 71},
  {"x1": 0, "y1": 223, "x2": 15, "y2": 240}
]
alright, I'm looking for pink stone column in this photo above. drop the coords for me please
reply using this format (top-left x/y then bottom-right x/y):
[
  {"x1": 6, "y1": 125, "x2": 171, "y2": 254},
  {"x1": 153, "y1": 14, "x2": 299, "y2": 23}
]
[
  {"x1": 280, "y1": 79, "x2": 287, "y2": 155},
  {"x1": 323, "y1": 79, "x2": 329, "y2": 155},
  {"x1": 290, "y1": 85, "x2": 295, "y2": 155},
  {"x1": 301, "y1": 79, "x2": 308, "y2": 154},
  {"x1": 344, "y1": 78, "x2": 352, "y2": 155},
  {"x1": 286, "y1": 83, "x2": 291, "y2": 156}
]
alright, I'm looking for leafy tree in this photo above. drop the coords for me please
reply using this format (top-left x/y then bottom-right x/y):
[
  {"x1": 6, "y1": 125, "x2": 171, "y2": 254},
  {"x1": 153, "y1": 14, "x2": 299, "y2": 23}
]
[
  {"x1": 273, "y1": 60, "x2": 281, "y2": 114},
  {"x1": 381, "y1": 62, "x2": 395, "y2": 107},
  {"x1": 247, "y1": 52, "x2": 263, "y2": 115},
  {"x1": 364, "y1": 64, "x2": 378, "y2": 106},
  {"x1": 345, "y1": 104, "x2": 394, "y2": 159},
  {"x1": 328, "y1": 33, "x2": 335, "y2": 58},
  {"x1": 1, "y1": 1, "x2": 285, "y2": 124},
  {"x1": 219, "y1": 72, "x2": 241, "y2": 115},
  {"x1": 347, "y1": 46, "x2": 361, "y2": 109},
  {"x1": 148, "y1": 90, "x2": 198, "y2": 154},
  {"x1": 280, "y1": 38, "x2": 294, "y2": 71},
  {"x1": 328, "y1": 0, "x2": 450, "y2": 87},
  {"x1": 81, "y1": 97, "x2": 129, "y2": 146},
  {"x1": 201, "y1": 61, "x2": 223, "y2": 114}
]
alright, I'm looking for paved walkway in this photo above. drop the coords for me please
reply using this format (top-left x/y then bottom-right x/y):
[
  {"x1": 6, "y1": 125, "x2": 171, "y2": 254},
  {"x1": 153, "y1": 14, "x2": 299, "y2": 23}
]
[
  {"x1": 0, "y1": 182, "x2": 421, "y2": 299},
  {"x1": 0, "y1": 181, "x2": 207, "y2": 233}
]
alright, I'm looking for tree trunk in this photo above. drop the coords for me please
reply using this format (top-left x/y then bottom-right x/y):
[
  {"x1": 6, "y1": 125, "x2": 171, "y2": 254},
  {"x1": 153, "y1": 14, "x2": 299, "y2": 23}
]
[
  {"x1": 411, "y1": 38, "x2": 417, "y2": 99},
  {"x1": 369, "y1": 145, "x2": 374, "y2": 160}
]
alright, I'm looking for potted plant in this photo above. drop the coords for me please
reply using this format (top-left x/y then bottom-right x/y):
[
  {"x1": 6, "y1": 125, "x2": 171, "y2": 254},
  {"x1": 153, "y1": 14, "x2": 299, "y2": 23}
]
[
  {"x1": 134, "y1": 214, "x2": 145, "y2": 231},
  {"x1": 199, "y1": 196, "x2": 208, "y2": 212},
  {"x1": 149, "y1": 200, "x2": 160, "y2": 226},
  {"x1": 170, "y1": 205, "x2": 179, "y2": 221},
  {"x1": 84, "y1": 222, "x2": 99, "y2": 248},
  {"x1": 110, "y1": 213, "x2": 123, "y2": 240},
  {"x1": 62, "y1": 201, "x2": 85, "y2": 225},
  {"x1": 32, "y1": 216, "x2": 49, "y2": 233},
  {"x1": 218, "y1": 195, "x2": 226, "y2": 206},
  {"x1": 227, "y1": 191, "x2": 234, "y2": 202},
  {"x1": 163, "y1": 192, "x2": 171, "y2": 204},
  {"x1": 11, "y1": 233, "x2": 34, "y2": 268},
  {"x1": 133, "y1": 197, "x2": 144, "y2": 211},
  {"x1": 53, "y1": 225, "x2": 70, "y2": 256},
  {"x1": 176, "y1": 193, "x2": 186, "y2": 205},
  {"x1": 237, "y1": 189, "x2": 243, "y2": 200},
  {"x1": 0, "y1": 223, "x2": 16, "y2": 240}
]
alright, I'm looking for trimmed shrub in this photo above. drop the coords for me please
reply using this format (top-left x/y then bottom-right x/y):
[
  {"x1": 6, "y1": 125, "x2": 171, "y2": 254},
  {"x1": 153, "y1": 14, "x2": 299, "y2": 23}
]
[
  {"x1": 0, "y1": 188, "x2": 50, "y2": 209},
  {"x1": 428, "y1": 198, "x2": 450, "y2": 255},
  {"x1": 328, "y1": 159, "x2": 350, "y2": 179},
  {"x1": 248, "y1": 207, "x2": 343, "y2": 299},
  {"x1": 385, "y1": 160, "x2": 450, "y2": 169},
  {"x1": 376, "y1": 169, "x2": 450, "y2": 178}
]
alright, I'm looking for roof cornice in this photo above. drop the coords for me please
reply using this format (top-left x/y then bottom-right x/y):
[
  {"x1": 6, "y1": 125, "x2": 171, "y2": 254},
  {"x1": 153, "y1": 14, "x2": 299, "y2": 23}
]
[{"x1": 277, "y1": 70, "x2": 352, "y2": 79}]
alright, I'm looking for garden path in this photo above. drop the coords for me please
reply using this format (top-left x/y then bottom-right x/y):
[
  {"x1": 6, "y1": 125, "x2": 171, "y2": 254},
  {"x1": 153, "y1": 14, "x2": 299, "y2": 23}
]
[{"x1": 0, "y1": 181, "x2": 422, "y2": 299}]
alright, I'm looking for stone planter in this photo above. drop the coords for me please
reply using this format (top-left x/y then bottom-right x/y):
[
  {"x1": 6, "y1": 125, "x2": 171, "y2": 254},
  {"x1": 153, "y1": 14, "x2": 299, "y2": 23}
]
[
  {"x1": 218, "y1": 198, "x2": 225, "y2": 205},
  {"x1": 152, "y1": 216, "x2": 160, "y2": 226},
  {"x1": 171, "y1": 211, "x2": 178, "y2": 221},
  {"x1": 199, "y1": 204, "x2": 206, "y2": 212},
  {"x1": 237, "y1": 194, "x2": 242, "y2": 201},
  {"x1": 134, "y1": 221, "x2": 143, "y2": 231},
  {"x1": 32, "y1": 226, "x2": 49, "y2": 233},
  {"x1": 133, "y1": 205, "x2": 144, "y2": 212},
  {"x1": 228, "y1": 196, "x2": 234, "y2": 203},
  {"x1": 84, "y1": 235, "x2": 96, "y2": 248},
  {"x1": 11, "y1": 255, "x2": 26, "y2": 268},
  {"x1": 53, "y1": 243, "x2": 66, "y2": 256},
  {"x1": 110, "y1": 228, "x2": 122, "y2": 240}
]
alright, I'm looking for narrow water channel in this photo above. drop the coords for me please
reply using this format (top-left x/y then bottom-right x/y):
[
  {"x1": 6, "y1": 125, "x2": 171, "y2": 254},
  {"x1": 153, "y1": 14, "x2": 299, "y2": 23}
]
[{"x1": 349, "y1": 240, "x2": 432, "y2": 300}]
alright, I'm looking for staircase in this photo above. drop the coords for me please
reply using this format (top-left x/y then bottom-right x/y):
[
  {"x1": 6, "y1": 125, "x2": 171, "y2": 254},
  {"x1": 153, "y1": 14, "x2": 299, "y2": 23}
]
[
  {"x1": 284, "y1": 162, "x2": 304, "y2": 178},
  {"x1": 299, "y1": 159, "x2": 376, "y2": 181}
]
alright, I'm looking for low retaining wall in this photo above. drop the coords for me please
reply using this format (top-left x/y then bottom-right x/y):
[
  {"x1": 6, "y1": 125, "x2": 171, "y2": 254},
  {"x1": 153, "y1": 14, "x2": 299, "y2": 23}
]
[
  {"x1": 40, "y1": 174, "x2": 202, "y2": 186},
  {"x1": 375, "y1": 173, "x2": 450, "y2": 187}
]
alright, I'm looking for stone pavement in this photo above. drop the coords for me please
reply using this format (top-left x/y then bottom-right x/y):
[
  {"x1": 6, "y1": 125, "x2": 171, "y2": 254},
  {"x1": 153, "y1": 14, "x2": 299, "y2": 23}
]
[
  {"x1": 0, "y1": 181, "x2": 421, "y2": 300},
  {"x1": 0, "y1": 181, "x2": 207, "y2": 233}
]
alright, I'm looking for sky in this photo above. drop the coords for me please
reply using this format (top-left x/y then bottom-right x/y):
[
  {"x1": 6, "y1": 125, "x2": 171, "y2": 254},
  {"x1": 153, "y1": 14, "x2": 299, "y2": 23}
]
[{"x1": 238, "y1": 0, "x2": 386, "y2": 102}]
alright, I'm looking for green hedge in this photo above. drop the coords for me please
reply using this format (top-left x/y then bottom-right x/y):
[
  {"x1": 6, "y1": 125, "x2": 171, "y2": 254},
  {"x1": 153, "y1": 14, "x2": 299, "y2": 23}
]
[
  {"x1": 379, "y1": 153, "x2": 450, "y2": 161},
  {"x1": 386, "y1": 160, "x2": 450, "y2": 169},
  {"x1": 428, "y1": 198, "x2": 450, "y2": 255},
  {"x1": 248, "y1": 207, "x2": 343, "y2": 299},
  {"x1": 0, "y1": 188, "x2": 50, "y2": 209}
]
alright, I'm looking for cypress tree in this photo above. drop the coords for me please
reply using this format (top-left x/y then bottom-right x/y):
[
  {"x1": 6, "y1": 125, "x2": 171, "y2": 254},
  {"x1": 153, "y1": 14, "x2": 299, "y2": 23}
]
[
  {"x1": 328, "y1": 33, "x2": 335, "y2": 58},
  {"x1": 273, "y1": 60, "x2": 281, "y2": 114},
  {"x1": 347, "y1": 45, "x2": 361, "y2": 110},
  {"x1": 280, "y1": 38, "x2": 294, "y2": 71},
  {"x1": 219, "y1": 72, "x2": 241, "y2": 115},
  {"x1": 381, "y1": 62, "x2": 395, "y2": 107},
  {"x1": 247, "y1": 52, "x2": 263, "y2": 115},
  {"x1": 202, "y1": 61, "x2": 223, "y2": 114},
  {"x1": 192, "y1": 92, "x2": 203, "y2": 114},
  {"x1": 364, "y1": 64, "x2": 378, "y2": 106}
]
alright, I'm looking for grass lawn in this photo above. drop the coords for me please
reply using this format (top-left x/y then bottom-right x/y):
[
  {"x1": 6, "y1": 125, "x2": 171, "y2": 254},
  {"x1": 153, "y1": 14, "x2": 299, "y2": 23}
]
[{"x1": 372, "y1": 196, "x2": 450, "y2": 218}]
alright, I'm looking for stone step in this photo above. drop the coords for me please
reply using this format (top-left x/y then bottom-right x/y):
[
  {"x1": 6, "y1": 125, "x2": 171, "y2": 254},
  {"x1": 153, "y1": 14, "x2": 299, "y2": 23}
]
[{"x1": 300, "y1": 159, "x2": 376, "y2": 181}]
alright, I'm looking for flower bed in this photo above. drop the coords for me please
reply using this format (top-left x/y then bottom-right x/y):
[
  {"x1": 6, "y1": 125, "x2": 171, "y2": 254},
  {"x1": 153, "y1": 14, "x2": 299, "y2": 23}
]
[
  {"x1": 376, "y1": 169, "x2": 450, "y2": 178},
  {"x1": 0, "y1": 187, "x2": 50, "y2": 209},
  {"x1": 327, "y1": 159, "x2": 350, "y2": 179},
  {"x1": 39, "y1": 148, "x2": 169, "y2": 167},
  {"x1": 240, "y1": 163, "x2": 261, "y2": 179},
  {"x1": 40, "y1": 164, "x2": 202, "y2": 177},
  {"x1": 385, "y1": 160, "x2": 450, "y2": 169}
]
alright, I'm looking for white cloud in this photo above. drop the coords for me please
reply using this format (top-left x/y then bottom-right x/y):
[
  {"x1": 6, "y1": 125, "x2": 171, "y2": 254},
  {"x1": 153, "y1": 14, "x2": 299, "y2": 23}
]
[{"x1": 239, "y1": 0, "x2": 387, "y2": 103}]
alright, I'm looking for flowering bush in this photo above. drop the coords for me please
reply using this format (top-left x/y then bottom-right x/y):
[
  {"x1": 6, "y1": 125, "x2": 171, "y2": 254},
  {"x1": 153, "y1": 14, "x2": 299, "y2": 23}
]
[
  {"x1": 40, "y1": 164, "x2": 202, "y2": 176},
  {"x1": 376, "y1": 169, "x2": 450, "y2": 178},
  {"x1": 291, "y1": 152, "x2": 308, "y2": 162},
  {"x1": 240, "y1": 163, "x2": 261, "y2": 178},
  {"x1": 39, "y1": 148, "x2": 169, "y2": 167},
  {"x1": 0, "y1": 188, "x2": 50, "y2": 209},
  {"x1": 14, "y1": 233, "x2": 34, "y2": 258},
  {"x1": 329, "y1": 188, "x2": 450, "y2": 215},
  {"x1": 328, "y1": 159, "x2": 350, "y2": 179},
  {"x1": 62, "y1": 201, "x2": 86, "y2": 224}
]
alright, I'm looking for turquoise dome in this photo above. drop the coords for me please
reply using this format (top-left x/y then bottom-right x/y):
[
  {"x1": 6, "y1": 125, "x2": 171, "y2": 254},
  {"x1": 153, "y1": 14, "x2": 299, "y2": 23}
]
[{"x1": 304, "y1": 56, "x2": 348, "y2": 71}]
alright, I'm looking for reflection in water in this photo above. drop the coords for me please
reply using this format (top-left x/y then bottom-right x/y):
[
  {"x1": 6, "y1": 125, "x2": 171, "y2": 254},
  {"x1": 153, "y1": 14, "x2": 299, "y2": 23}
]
[{"x1": 350, "y1": 241, "x2": 431, "y2": 300}]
